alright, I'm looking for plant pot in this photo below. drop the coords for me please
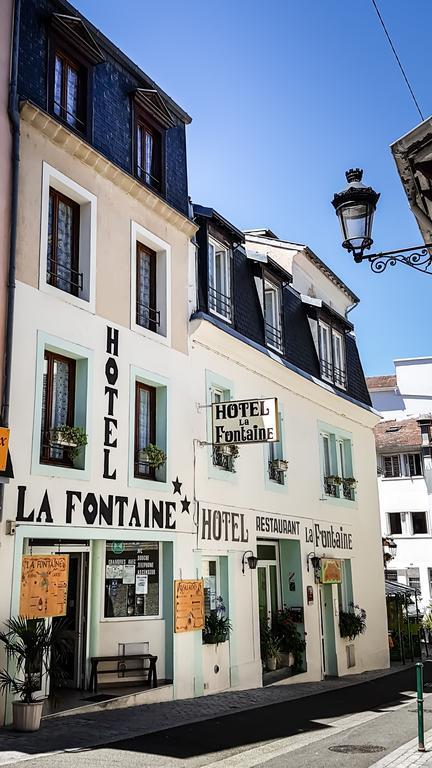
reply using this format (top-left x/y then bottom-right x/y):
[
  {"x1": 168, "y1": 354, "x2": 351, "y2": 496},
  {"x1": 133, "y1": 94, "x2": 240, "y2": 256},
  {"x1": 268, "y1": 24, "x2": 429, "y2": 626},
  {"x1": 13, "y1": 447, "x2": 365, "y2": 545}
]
[
  {"x1": 50, "y1": 431, "x2": 77, "y2": 448},
  {"x1": 267, "y1": 656, "x2": 277, "y2": 671},
  {"x1": 12, "y1": 700, "x2": 44, "y2": 732},
  {"x1": 272, "y1": 459, "x2": 289, "y2": 472},
  {"x1": 279, "y1": 652, "x2": 294, "y2": 668},
  {"x1": 218, "y1": 445, "x2": 233, "y2": 456}
]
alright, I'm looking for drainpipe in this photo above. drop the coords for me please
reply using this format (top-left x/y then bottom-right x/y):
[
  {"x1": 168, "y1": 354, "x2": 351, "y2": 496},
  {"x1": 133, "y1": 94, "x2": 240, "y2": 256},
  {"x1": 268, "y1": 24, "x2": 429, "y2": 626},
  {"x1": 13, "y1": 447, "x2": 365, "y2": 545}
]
[{"x1": 0, "y1": 0, "x2": 21, "y2": 521}]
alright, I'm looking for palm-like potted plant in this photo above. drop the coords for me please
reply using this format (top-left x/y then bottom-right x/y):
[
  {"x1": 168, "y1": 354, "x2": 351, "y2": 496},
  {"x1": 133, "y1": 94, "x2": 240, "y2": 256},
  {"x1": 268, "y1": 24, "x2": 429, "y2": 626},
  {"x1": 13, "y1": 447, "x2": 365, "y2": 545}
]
[
  {"x1": 202, "y1": 597, "x2": 232, "y2": 645},
  {"x1": 50, "y1": 425, "x2": 88, "y2": 458},
  {"x1": 0, "y1": 617, "x2": 71, "y2": 731}
]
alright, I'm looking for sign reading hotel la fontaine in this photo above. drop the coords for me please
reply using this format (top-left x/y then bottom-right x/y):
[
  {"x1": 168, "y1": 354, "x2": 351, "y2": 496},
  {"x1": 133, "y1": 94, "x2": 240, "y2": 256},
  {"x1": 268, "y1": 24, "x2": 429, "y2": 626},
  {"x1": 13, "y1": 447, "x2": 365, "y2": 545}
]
[{"x1": 212, "y1": 398, "x2": 279, "y2": 446}]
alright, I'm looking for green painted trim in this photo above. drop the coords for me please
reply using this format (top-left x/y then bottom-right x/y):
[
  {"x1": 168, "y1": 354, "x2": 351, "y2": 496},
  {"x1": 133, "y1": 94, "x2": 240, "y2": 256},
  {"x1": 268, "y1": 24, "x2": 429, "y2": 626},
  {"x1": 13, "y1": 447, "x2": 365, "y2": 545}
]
[
  {"x1": 128, "y1": 365, "x2": 170, "y2": 492},
  {"x1": 89, "y1": 540, "x2": 103, "y2": 659},
  {"x1": 227, "y1": 553, "x2": 237, "y2": 686},
  {"x1": 162, "y1": 541, "x2": 174, "y2": 680},
  {"x1": 204, "y1": 369, "x2": 237, "y2": 485},
  {"x1": 317, "y1": 420, "x2": 358, "y2": 510},
  {"x1": 31, "y1": 331, "x2": 93, "y2": 480}
]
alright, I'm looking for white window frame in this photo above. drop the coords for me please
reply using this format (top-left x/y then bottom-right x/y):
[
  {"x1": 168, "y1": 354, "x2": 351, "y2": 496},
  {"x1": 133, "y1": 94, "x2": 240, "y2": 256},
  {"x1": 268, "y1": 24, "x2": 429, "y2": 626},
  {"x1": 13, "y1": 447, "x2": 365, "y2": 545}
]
[
  {"x1": 131, "y1": 221, "x2": 171, "y2": 346},
  {"x1": 411, "y1": 511, "x2": 428, "y2": 536},
  {"x1": 101, "y1": 541, "x2": 163, "y2": 622},
  {"x1": 318, "y1": 321, "x2": 346, "y2": 389},
  {"x1": 40, "y1": 162, "x2": 97, "y2": 312},
  {"x1": 202, "y1": 557, "x2": 220, "y2": 617},
  {"x1": 264, "y1": 277, "x2": 283, "y2": 352},
  {"x1": 208, "y1": 236, "x2": 232, "y2": 322}
]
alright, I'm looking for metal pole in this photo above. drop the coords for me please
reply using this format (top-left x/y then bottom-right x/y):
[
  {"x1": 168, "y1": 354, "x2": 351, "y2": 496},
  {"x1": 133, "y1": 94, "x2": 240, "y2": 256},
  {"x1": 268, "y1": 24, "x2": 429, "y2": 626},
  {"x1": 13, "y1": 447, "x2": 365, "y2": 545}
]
[
  {"x1": 397, "y1": 598, "x2": 405, "y2": 664},
  {"x1": 417, "y1": 662, "x2": 425, "y2": 752}
]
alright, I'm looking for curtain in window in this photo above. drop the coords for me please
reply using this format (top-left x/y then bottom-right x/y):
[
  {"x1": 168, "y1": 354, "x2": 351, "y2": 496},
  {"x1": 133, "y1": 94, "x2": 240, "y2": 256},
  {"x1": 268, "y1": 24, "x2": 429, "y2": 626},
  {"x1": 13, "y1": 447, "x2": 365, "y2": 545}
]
[
  {"x1": 137, "y1": 387, "x2": 150, "y2": 451},
  {"x1": 56, "y1": 200, "x2": 74, "y2": 292},
  {"x1": 145, "y1": 131, "x2": 153, "y2": 184},
  {"x1": 54, "y1": 55, "x2": 63, "y2": 116},
  {"x1": 137, "y1": 249, "x2": 151, "y2": 328},
  {"x1": 66, "y1": 64, "x2": 79, "y2": 127}
]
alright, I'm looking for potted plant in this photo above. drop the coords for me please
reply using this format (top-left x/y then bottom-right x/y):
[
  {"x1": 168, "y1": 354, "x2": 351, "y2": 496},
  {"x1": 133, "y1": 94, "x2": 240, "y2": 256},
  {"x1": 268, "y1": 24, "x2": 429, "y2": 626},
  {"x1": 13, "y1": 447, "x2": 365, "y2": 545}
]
[
  {"x1": 339, "y1": 603, "x2": 367, "y2": 641},
  {"x1": 50, "y1": 425, "x2": 88, "y2": 457},
  {"x1": 259, "y1": 620, "x2": 281, "y2": 671},
  {"x1": 202, "y1": 597, "x2": 232, "y2": 645},
  {"x1": 0, "y1": 617, "x2": 71, "y2": 731},
  {"x1": 138, "y1": 443, "x2": 167, "y2": 469},
  {"x1": 343, "y1": 477, "x2": 357, "y2": 487},
  {"x1": 270, "y1": 458, "x2": 289, "y2": 472},
  {"x1": 217, "y1": 444, "x2": 239, "y2": 458},
  {"x1": 325, "y1": 474, "x2": 342, "y2": 485},
  {"x1": 272, "y1": 606, "x2": 306, "y2": 671}
]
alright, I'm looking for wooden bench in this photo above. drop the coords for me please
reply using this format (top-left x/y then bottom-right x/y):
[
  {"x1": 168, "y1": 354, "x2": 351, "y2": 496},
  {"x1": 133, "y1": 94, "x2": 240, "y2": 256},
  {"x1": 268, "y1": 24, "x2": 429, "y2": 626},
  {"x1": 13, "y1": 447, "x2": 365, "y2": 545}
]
[{"x1": 89, "y1": 653, "x2": 158, "y2": 694}]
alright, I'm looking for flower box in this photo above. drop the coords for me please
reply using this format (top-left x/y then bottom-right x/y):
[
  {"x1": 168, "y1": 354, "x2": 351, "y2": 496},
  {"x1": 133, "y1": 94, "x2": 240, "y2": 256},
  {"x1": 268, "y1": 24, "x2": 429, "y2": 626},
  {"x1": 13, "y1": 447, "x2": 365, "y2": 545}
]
[{"x1": 271, "y1": 458, "x2": 289, "y2": 472}]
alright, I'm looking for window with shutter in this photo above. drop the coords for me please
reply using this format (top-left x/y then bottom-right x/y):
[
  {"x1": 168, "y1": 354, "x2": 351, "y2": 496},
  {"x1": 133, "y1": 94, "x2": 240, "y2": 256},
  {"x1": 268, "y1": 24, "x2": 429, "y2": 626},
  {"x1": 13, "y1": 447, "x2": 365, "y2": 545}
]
[
  {"x1": 406, "y1": 453, "x2": 422, "y2": 477},
  {"x1": 383, "y1": 455, "x2": 401, "y2": 478}
]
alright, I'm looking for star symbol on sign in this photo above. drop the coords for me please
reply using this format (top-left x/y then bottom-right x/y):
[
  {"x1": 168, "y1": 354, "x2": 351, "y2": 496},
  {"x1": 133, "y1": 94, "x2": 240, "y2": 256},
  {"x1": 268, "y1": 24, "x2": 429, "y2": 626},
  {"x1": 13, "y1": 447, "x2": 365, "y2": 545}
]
[
  {"x1": 180, "y1": 496, "x2": 191, "y2": 514},
  {"x1": 172, "y1": 477, "x2": 182, "y2": 495}
]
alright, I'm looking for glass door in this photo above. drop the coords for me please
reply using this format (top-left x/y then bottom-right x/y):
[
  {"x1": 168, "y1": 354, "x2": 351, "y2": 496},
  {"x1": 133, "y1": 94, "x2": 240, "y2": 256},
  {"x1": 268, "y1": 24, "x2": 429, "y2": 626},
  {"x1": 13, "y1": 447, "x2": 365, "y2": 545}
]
[{"x1": 257, "y1": 541, "x2": 281, "y2": 625}]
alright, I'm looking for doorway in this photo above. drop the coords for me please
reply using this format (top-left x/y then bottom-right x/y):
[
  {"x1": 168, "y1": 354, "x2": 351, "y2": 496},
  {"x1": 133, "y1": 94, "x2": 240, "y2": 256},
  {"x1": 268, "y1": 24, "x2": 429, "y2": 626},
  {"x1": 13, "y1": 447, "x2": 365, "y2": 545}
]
[
  {"x1": 257, "y1": 541, "x2": 281, "y2": 624},
  {"x1": 319, "y1": 583, "x2": 337, "y2": 676},
  {"x1": 53, "y1": 552, "x2": 89, "y2": 688}
]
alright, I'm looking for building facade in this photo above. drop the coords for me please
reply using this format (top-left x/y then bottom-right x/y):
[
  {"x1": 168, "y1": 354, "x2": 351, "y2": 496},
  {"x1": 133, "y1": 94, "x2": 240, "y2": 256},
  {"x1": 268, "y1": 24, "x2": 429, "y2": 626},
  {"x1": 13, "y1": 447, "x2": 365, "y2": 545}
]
[
  {"x1": 0, "y1": 0, "x2": 388, "y2": 725},
  {"x1": 368, "y1": 360, "x2": 432, "y2": 611}
]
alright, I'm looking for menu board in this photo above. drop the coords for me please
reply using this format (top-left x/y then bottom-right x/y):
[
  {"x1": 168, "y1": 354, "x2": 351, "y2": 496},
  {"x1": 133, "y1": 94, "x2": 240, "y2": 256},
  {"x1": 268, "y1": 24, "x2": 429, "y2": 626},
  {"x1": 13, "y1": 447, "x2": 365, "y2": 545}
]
[
  {"x1": 20, "y1": 555, "x2": 69, "y2": 618},
  {"x1": 174, "y1": 579, "x2": 205, "y2": 633},
  {"x1": 104, "y1": 543, "x2": 159, "y2": 618},
  {"x1": 321, "y1": 558, "x2": 342, "y2": 584}
]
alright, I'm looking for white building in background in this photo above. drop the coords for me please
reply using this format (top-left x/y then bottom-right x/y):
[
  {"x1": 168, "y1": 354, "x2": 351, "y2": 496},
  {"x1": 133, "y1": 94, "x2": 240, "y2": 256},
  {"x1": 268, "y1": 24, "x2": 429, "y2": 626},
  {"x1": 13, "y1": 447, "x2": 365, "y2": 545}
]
[{"x1": 367, "y1": 359, "x2": 432, "y2": 610}]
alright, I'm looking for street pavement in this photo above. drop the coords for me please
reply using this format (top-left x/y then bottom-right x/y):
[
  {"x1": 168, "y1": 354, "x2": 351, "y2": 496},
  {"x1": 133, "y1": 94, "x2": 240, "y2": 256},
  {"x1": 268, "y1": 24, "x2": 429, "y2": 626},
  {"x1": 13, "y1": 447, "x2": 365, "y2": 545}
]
[{"x1": 1, "y1": 664, "x2": 432, "y2": 767}]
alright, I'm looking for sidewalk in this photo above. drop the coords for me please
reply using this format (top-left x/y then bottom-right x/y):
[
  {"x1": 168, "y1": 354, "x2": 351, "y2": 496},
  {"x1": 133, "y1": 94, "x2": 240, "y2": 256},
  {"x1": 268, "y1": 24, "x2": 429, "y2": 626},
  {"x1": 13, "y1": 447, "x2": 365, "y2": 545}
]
[
  {"x1": 370, "y1": 729, "x2": 432, "y2": 767},
  {"x1": 0, "y1": 663, "x2": 425, "y2": 766}
]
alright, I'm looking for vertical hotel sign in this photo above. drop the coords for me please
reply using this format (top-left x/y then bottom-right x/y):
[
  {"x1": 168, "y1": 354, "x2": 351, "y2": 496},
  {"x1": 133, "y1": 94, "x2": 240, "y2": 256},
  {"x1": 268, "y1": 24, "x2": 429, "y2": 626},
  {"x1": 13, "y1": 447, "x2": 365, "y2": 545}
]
[
  {"x1": 212, "y1": 398, "x2": 279, "y2": 446},
  {"x1": 20, "y1": 555, "x2": 69, "y2": 618},
  {"x1": 174, "y1": 579, "x2": 204, "y2": 632}
]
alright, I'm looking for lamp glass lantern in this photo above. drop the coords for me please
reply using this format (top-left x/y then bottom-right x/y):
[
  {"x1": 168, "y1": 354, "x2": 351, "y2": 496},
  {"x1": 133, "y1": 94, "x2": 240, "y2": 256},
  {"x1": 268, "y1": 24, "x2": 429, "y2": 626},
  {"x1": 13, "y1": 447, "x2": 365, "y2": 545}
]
[{"x1": 331, "y1": 169, "x2": 380, "y2": 261}]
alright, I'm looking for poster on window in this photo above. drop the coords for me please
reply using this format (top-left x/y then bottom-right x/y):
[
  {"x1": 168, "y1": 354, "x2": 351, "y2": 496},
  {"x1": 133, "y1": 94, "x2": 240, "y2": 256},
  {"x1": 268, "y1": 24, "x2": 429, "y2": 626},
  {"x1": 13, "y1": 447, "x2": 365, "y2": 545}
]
[
  {"x1": 104, "y1": 542, "x2": 159, "y2": 618},
  {"x1": 20, "y1": 554, "x2": 69, "y2": 618}
]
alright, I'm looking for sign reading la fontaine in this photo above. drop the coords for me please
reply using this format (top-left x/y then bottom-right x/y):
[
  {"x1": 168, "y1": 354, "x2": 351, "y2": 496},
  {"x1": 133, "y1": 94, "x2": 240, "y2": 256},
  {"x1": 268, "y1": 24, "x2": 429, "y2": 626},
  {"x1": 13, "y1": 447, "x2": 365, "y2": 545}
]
[{"x1": 212, "y1": 398, "x2": 279, "y2": 446}]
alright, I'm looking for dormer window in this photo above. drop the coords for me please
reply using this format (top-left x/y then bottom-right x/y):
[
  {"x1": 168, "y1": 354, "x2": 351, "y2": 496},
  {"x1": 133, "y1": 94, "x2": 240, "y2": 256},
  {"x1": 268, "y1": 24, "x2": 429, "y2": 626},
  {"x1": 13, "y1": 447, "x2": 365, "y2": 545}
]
[
  {"x1": 264, "y1": 276, "x2": 283, "y2": 353},
  {"x1": 208, "y1": 237, "x2": 232, "y2": 322},
  {"x1": 318, "y1": 321, "x2": 346, "y2": 389},
  {"x1": 53, "y1": 50, "x2": 86, "y2": 131},
  {"x1": 135, "y1": 117, "x2": 162, "y2": 192}
]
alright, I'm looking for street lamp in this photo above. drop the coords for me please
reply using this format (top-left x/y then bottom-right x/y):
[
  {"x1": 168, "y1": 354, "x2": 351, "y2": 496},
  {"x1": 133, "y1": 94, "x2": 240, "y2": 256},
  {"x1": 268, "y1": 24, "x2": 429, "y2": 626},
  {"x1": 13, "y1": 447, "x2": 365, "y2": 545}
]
[{"x1": 332, "y1": 169, "x2": 432, "y2": 274}]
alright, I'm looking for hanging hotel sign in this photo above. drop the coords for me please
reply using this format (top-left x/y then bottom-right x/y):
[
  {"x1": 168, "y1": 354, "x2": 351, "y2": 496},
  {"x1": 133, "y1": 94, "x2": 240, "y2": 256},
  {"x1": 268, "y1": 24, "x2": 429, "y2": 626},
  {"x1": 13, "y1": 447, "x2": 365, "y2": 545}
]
[
  {"x1": 212, "y1": 398, "x2": 279, "y2": 445},
  {"x1": 174, "y1": 579, "x2": 205, "y2": 632},
  {"x1": 321, "y1": 558, "x2": 342, "y2": 584},
  {"x1": 19, "y1": 554, "x2": 69, "y2": 618}
]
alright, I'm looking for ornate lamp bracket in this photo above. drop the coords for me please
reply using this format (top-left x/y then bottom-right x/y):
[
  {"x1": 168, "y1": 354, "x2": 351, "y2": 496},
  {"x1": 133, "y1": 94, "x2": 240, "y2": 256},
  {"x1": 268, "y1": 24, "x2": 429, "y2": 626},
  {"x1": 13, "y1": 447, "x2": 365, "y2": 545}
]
[{"x1": 358, "y1": 244, "x2": 432, "y2": 274}]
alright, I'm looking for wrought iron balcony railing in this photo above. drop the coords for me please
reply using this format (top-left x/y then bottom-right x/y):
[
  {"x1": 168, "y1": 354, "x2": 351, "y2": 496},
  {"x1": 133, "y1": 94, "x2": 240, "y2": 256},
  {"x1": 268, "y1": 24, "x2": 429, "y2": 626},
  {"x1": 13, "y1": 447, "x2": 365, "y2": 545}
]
[{"x1": 208, "y1": 285, "x2": 232, "y2": 322}]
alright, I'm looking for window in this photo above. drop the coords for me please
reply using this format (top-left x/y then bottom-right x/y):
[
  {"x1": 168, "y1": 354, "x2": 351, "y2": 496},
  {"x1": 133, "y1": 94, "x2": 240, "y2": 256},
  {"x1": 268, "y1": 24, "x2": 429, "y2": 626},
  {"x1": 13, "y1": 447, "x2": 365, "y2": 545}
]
[
  {"x1": 386, "y1": 569, "x2": 398, "y2": 583},
  {"x1": 47, "y1": 188, "x2": 81, "y2": 296},
  {"x1": 321, "y1": 429, "x2": 355, "y2": 501},
  {"x1": 135, "y1": 117, "x2": 162, "y2": 192},
  {"x1": 383, "y1": 455, "x2": 401, "y2": 478},
  {"x1": 412, "y1": 511, "x2": 428, "y2": 535},
  {"x1": 406, "y1": 453, "x2": 422, "y2": 477},
  {"x1": 202, "y1": 559, "x2": 218, "y2": 618},
  {"x1": 318, "y1": 321, "x2": 346, "y2": 389},
  {"x1": 104, "y1": 542, "x2": 160, "y2": 618},
  {"x1": 136, "y1": 243, "x2": 158, "y2": 332},
  {"x1": 134, "y1": 382, "x2": 156, "y2": 479},
  {"x1": 53, "y1": 50, "x2": 86, "y2": 132},
  {"x1": 268, "y1": 413, "x2": 285, "y2": 485},
  {"x1": 40, "y1": 164, "x2": 97, "y2": 311},
  {"x1": 264, "y1": 277, "x2": 283, "y2": 352},
  {"x1": 40, "y1": 351, "x2": 76, "y2": 466},
  {"x1": 211, "y1": 387, "x2": 236, "y2": 473},
  {"x1": 407, "y1": 568, "x2": 421, "y2": 593},
  {"x1": 208, "y1": 238, "x2": 232, "y2": 322},
  {"x1": 388, "y1": 512, "x2": 402, "y2": 535}
]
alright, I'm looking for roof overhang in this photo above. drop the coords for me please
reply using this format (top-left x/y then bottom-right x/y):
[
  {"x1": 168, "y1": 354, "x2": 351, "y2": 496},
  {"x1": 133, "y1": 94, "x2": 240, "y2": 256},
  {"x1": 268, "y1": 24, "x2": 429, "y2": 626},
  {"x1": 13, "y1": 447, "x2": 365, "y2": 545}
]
[{"x1": 391, "y1": 116, "x2": 432, "y2": 243}]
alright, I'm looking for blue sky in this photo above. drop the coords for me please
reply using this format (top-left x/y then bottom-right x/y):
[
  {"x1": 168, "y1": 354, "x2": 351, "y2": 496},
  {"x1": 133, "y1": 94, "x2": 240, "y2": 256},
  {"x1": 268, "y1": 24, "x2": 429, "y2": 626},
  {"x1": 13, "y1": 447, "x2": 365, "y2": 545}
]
[{"x1": 74, "y1": 0, "x2": 432, "y2": 376}]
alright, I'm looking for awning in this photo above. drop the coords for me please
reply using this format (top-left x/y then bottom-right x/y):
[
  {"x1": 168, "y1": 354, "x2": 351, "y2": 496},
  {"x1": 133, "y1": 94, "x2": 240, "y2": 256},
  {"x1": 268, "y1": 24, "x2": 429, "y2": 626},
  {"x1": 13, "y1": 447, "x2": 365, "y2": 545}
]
[{"x1": 385, "y1": 580, "x2": 419, "y2": 597}]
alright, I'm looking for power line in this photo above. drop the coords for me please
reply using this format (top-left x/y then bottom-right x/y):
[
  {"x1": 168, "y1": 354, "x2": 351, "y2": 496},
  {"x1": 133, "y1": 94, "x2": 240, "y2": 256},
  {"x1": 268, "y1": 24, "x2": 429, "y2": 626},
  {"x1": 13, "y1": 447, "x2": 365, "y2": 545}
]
[{"x1": 371, "y1": 0, "x2": 424, "y2": 121}]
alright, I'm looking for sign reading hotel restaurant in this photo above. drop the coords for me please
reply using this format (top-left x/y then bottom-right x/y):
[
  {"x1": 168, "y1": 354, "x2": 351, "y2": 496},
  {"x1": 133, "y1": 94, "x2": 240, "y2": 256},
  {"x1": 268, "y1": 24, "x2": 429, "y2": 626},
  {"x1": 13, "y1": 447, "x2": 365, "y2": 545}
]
[
  {"x1": 19, "y1": 554, "x2": 69, "y2": 618},
  {"x1": 321, "y1": 558, "x2": 342, "y2": 584},
  {"x1": 174, "y1": 579, "x2": 205, "y2": 633},
  {"x1": 212, "y1": 398, "x2": 279, "y2": 446}
]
